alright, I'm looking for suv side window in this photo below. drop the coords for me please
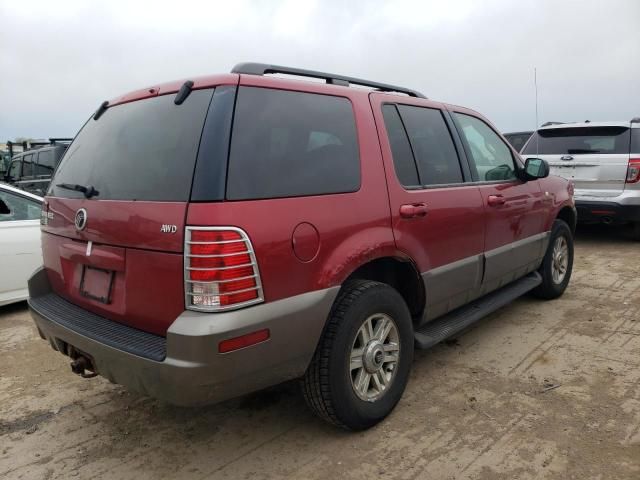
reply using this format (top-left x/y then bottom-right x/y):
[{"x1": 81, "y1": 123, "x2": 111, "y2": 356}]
[
  {"x1": 396, "y1": 105, "x2": 463, "y2": 186},
  {"x1": 0, "y1": 190, "x2": 41, "y2": 221},
  {"x1": 227, "y1": 87, "x2": 360, "y2": 200},
  {"x1": 36, "y1": 149, "x2": 56, "y2": 176},
  {"x1": 454, "y1": 113, "x2": 517, "y2": 182},
  {"x1": 8, "y1": 159, "x2": 21, "y2": 180},
  {"x1": 381, "y1": 104, "x2": 420, "y2": 187},
  {"x1": 631, "y1": 128, "x2": 640, "y2": 153},
  {"x1": 21, "y1": 154, "x2": 34, "y2": 178}
]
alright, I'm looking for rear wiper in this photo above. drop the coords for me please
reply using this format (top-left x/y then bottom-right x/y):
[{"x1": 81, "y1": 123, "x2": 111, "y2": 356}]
[
  {"x1": 567, "y1": 149, "x2": 600, "y2": 154},
  {"x1": 56, "y1": 183, "x2": 100, "y2": 198}
]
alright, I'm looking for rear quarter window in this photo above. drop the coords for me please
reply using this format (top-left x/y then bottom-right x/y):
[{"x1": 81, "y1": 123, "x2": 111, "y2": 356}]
[{"x1": 226, "y1": 87, "x2": 360, "y2": 200}]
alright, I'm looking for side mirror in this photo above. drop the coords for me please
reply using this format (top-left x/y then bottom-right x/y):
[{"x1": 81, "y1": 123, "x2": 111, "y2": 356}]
[
  {"x1": 0, "y1": 199, "x2": 11, "y2": 215},
  {"x1": 523, "y1": 158, "x2": 550, "y2": 180}
]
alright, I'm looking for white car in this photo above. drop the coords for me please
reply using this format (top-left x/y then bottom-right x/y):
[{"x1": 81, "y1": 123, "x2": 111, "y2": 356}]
[{"x1": 0, "y1": 183, "x2": 43, "y2": 306}]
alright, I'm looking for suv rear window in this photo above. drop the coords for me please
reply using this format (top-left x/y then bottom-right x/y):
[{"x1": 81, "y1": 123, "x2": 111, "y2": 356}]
[
  {"x1": 522, "y1": 126, "x2": 631, "y2": 155},
  {"x1": 226, "y1": 87, "x2": 360, "y2": 200},
  {"x1": 50, "y1": 89, "x2": 214, "y2": 201},
  {"x1": 631, "y1": 129, "x2": 640, "y2": 153},
  {"x1": 36, "y1": 149, "x2": 56, "y2": 176}
]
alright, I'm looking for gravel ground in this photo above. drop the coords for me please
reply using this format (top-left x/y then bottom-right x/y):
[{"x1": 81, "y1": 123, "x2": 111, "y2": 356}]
[{"x1": 1, "y1": 225, "x2": 639, "y2": 480}]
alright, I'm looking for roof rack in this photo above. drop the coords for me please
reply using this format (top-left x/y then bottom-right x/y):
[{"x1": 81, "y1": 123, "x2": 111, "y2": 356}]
[
  {"x1": 631, "y1": 117, "x2": 640, "y2": 123},
  {"x1": 5, "y1": 138, "x2": 73, "y2": 158},
  {"x1": 231, "y1": 62, "x2": 427, "y2": 99}
]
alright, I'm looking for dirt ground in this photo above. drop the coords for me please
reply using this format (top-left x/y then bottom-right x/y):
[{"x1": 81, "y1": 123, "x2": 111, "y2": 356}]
[{"x1": 1, "y1": 225, "x2": 639, "y2": 480}]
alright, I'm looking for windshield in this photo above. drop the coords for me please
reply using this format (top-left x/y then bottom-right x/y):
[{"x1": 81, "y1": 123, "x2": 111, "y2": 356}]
[
  {"x1": 522, "y1": 126, "x2": 630, "y2": 155},
  {"x1": 49, "y1": 89, "x2": 214, "y2": 201}
]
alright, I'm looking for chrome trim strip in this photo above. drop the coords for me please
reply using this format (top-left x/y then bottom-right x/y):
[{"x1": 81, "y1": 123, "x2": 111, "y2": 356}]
[
  {"x1": 186, "y1": 250, "x2": 254, "y2": 258},
  {"x1": 184, "y1": 226, "x2": 264, "y2": 312},
  {"x1": 185, "y1": 275, "x2": 258, "y2": 285},
  {"x1": 186, "y1": 239, "x2": 246, "y2": 245},
  {"x1": 186, "y1": 263, "x2": 256, "y2": 271},
  {"x1": 186, "y1": 286, "x2": 260, "y2": 296}
]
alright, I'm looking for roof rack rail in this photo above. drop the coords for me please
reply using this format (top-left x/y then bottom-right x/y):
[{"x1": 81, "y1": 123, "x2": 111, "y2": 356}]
[
  {"x1": 231, "y1": 62, "x2": 427, "y2": 99},
  {"x1": 49, "y1": 137, "x2": 73, "y2": 145},
  {"x1": 631, "y1": 117, "x2": 640, "y2": 123},
  {"x1": 540, "y1": 121, "x2": 565, "y2": 127}
]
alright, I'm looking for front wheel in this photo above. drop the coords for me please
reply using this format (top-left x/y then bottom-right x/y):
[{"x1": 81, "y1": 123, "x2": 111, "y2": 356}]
[
  {"x1": 532, "y1": 219, "x2": 574, "y2": 299},
  {"x1": 302, "y1": 280, "x2": 414, "y2": 430}
]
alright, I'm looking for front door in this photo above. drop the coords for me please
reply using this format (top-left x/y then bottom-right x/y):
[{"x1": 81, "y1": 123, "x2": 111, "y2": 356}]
[
  {"x1": 449, "y1": 109, "x2": 548, "y2": 293},
  {"x1": 370, "y1": 94, "x2": 486, "y2": 322}
]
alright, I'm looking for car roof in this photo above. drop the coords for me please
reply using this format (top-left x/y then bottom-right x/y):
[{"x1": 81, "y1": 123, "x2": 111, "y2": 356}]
[
  {"x1": 0, "y1": 182, "x2": 43, "y2": 202},
  {"x1": 538, "y1": 121, "x2": 632, "y2": 130}
]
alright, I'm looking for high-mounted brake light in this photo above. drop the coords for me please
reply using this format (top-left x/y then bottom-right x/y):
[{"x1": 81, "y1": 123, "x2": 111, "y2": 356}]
[
  {"x1": 626, "y1": 158, "x2": 640, "y2": 184},
  {"x1": 185, "y1": 227, "x2": 264, "y2": 312}
]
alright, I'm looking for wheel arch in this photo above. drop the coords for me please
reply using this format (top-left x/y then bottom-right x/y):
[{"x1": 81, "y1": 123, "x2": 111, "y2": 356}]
[
  {"x1": 556, "y1": 206, "x2": 577, "y2": 234},
  {"x1": 342, "y1": 256, "x2": 426, "y2": 321}
]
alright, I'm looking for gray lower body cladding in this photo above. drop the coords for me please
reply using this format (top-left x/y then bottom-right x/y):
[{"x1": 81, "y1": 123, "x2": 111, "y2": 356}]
[
  {"x1": 421, "y1": 232, "x2": 549, "y2": 323},
  {"x1": 28, "y1": 267, "x2": 339, "y2": 406}
]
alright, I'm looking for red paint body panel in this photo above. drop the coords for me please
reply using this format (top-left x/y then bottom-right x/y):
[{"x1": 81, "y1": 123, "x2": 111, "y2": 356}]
[
  {"x1": 43, "y1": 198, "x2": 186, "y2": 252},
  {"x1": 42, "y1": 232, "x2": 184, "y2": 335},
  {"x1": 109, "y1": 74, "x2": 239, "y2": 106},
  {"x1": 187, "y1": 76, "x2": 396, "y2": 303}
]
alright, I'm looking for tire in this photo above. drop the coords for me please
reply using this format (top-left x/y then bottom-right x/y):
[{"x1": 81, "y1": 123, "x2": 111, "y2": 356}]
[
  {"x1": 532, "y1": 219, "x2": 574, "y2": 300},
  {"x1": 302, "y1": 280, "x2": 414, "y2": 430}
]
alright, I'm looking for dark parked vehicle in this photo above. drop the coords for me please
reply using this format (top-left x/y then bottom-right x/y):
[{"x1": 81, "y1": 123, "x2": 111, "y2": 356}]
[
  {"x1": 28, "y1": 63, "x2": 576, "y2": 430},
  {"x1": 504, "y1": 131, "x2": 533, "y2": 152},
  {"x1": 4, "y1": 139, "x2": 71, "y2": 195}
]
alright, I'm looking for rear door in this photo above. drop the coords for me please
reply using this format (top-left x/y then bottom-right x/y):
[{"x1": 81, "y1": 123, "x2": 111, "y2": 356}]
[
  {"x1": 521, "y1": 125, "x2": 631, "y2": 198},
  {"x1": 370, "y1": 93, "x2": 486, "y2": 322},
  {"x1": 42, "y1": 87, "x2": 217, "y2": 336}
]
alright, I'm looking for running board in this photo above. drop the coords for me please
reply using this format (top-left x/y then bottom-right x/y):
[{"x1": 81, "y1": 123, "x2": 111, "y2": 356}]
[{"x1": 414, "y1": 272, "x2": 542, "y2": 350}]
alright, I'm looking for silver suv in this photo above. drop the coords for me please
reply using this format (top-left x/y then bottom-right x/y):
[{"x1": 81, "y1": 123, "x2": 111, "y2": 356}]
[{"x1": 522, "y1": 119, "x2": 640, "y2": 239}]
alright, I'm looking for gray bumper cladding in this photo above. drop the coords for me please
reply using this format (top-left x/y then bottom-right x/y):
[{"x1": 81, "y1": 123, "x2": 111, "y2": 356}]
[
  {"x1": 29, "y1": 294, "x2": 166, "y2": 361},
  {"x1": 27, "y1": 267, "x2": 339, "y2": 406}
]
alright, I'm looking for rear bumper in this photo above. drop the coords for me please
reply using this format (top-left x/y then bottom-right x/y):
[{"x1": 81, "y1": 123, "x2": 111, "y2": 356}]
[
  {"x1": 28, "y1": 267, "x2": 338, "y2": 406},
  {"x1": 575, "y1": 201, "x2": 640, "y2": 224}
]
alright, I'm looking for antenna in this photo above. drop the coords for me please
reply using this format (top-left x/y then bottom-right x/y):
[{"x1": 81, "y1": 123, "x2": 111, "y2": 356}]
[{"x1": 534, "y1": 67, "x2": 539, "y2": 157}]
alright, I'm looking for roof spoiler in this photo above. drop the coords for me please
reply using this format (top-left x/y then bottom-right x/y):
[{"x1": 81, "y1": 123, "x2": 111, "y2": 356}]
[{"x1": 232, "y1": 62, "x2": 427, "y2": 99}]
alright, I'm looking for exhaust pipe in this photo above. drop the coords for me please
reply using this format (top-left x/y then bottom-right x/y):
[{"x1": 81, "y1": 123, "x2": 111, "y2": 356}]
[{"x1": 70, "y1": 356, "x2": 97, "y2": 378}]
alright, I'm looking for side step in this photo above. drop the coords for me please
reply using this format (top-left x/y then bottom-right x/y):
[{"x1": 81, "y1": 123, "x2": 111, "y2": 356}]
[{"x1": 414, "y1": 272, "x2": 542, "y2": 350}]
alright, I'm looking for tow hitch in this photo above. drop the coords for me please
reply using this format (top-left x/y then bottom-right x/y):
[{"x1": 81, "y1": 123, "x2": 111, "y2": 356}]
[{"x1": 68, "y1": 346, "x2": 98, "y2": 379}]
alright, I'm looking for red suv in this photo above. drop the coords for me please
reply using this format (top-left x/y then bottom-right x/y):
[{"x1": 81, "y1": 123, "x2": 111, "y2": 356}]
[{"x1": 28, "y1": 63, "x2": 576, "y2": 430}]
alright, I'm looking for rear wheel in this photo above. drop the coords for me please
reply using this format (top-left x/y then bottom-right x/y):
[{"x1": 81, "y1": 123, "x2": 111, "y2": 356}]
[
  {"x1": 532, "y1": 220, "x2": 574, "y2": 299},
  {"x1": 302, "y1": 280, "x2": 413, "y2": 430}
]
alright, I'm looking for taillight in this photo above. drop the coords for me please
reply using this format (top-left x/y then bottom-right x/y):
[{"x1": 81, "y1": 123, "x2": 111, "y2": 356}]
[
  {"x1": 626, "y1": 158, "x2": 640, "y2": 184},
  {"x1": 185, "y1": 227, "x2": 263, "y2": 312}
]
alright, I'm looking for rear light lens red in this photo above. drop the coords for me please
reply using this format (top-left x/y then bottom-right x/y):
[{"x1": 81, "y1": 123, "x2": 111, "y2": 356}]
[
  {"x1": 218, "y1": 329, "x2": 270, "y2": 353},
  {"x1": 626, "y1": 158, "x2": 640, "y2": 184},
  {"x1": 185, "y1": 227, "x2": 263, "y2": 312}
]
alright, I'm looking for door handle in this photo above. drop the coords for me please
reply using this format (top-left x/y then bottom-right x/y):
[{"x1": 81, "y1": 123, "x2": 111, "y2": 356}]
[
  {"x1": 487, "y1": 195, "x2": 506, "y2": 207},
  {"x1": 400, "y1": 203, "x2": 428, "y2": 218}
]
